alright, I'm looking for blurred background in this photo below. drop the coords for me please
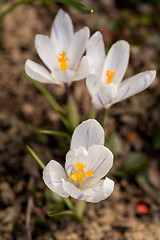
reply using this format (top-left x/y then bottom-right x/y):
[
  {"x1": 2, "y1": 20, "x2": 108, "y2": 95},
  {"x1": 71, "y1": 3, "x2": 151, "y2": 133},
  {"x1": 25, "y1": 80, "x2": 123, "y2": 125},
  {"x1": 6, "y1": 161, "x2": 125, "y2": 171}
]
[{"x1": 0, "y1": 0, "x2": 160, "y2": 239}]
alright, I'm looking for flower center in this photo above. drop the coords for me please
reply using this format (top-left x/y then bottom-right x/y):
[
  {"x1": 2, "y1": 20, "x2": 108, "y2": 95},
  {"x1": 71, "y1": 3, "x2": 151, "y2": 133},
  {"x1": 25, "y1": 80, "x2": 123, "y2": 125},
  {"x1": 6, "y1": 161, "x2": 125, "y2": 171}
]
[
  {"x1": 57, "y1": 51, "x2": 69, "y2": 71},
  {"x1": 70, "y1": 162, "x2": 93, "y2": 182},
  {"x1": 105, "y1": 70, "x2": 115, "y2": 84}
]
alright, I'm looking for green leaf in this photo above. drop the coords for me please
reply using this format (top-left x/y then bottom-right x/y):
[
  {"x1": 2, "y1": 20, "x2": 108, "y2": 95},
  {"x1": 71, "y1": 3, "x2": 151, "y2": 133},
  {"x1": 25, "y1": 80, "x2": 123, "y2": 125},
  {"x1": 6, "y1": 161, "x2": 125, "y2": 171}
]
[
  {"x1": 27, "y1": 145, "x2": 45, "y2": 170},
  {"x1": 39, "y1": 129, "x2": 71, "y2": 139},
  {"x1": 123, "y1": 152, "x2": 148, "y2": 172},
  {"x1": 49, "y1": 210, "x2": 74, "y2": 217},
  {"x1": 0, "y1": 0, "x2": 93, "y2": 21},
  {"x1": 54, "y1": 0, "x2": 93, "y2": 15},
  {"x1": 29, "y1": 78, "x2": 73, "y2": 131},
  {"x1": 67, "y1": 97, "x2": 79, "y2": 129},
  {"x1": 107, "y1": 133, "x2": 122, "y2": 155},
  {"x1": 153, "y1": 128, "x2": 160, "y2": 150},
  {"x1": 30, "y1": 78, "x2": 63, "y2": 113},
  {"x1": 45, "y1": 188, "x2": 62, "y2": 206}
]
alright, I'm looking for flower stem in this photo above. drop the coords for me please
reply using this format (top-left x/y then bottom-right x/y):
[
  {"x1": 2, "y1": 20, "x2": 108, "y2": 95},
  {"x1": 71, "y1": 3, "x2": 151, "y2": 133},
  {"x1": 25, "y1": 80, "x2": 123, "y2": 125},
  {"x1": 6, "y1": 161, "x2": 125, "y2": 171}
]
[
  {"x1": 96, "y1": 107, "x2": 106, "y2": 126},
  {"x1": 75, "y1": 200, "x2": 86, "y2": 221}
]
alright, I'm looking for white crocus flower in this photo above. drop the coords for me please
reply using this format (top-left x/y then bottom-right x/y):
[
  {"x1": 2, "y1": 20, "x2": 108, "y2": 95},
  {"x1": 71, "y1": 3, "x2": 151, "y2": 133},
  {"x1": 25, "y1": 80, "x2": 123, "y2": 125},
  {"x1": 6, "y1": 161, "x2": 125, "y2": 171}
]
[
  {"x1": 25, "y1": 9, "x2": 90, "y2": 85},
  {"x1": 86, "y1": 32, "x2": 156, "y2": 108},
  {"x1": 43, "y1": 119, "x2": 114, "y2": 203}
]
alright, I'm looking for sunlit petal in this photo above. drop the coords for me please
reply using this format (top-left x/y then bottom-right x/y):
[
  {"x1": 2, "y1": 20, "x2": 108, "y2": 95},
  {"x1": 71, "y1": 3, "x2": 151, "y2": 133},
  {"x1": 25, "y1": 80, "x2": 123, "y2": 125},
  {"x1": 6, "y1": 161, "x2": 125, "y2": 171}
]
[
  {"x1": 86, "y1": 31, "x2": 105, "y2": 77},
  {"x1": 25, "y1": 59, "x2": 54, "y2": 83},
  {"x1": 71, "y1": 119, "x2": 104, "y2": 150},
  {"x1": 101, "y1": 40, "x2": 130, "y2": 85},
  {"x1": 43, "y1": 160, "x2": 69, "y2": 198}
]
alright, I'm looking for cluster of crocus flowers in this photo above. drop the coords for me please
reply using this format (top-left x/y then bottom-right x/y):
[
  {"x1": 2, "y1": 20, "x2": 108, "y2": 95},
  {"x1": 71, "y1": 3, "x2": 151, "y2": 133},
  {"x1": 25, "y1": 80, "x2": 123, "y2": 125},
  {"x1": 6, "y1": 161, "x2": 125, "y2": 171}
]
[
  {"x1": 25, "y1": 9, "x2": 157, "y2": 203},
  {"x1": 43, "y1": 119, "x2": 114, "y2": 203},
  {"x1": 25, "y1": 9, "x2": 156, "y2": 108},
  {"x1": 25, "y1": 9, "x2": 90, "y2": 85}
]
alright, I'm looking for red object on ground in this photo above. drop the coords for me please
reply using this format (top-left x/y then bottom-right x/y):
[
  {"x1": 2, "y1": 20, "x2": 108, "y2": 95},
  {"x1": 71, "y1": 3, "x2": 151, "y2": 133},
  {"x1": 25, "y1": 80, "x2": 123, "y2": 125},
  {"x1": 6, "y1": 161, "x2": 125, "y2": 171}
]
[{"x1": 136, "y1": 203, "x2": 149, "y2": 215}]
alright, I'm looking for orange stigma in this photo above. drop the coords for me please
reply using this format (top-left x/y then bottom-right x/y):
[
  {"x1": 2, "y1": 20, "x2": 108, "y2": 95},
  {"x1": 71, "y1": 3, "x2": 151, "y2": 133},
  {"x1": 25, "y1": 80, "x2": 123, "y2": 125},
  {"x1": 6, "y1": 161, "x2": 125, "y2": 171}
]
[
  {"x1": 70, "y1": 162, "x2": 93, "y2": 182},
  {"x1": 105, "y1": 70, "x2": 115, "y2": 84},
  {"x1": 57, "y1": 51, "x2": 69, "y2": 71}
]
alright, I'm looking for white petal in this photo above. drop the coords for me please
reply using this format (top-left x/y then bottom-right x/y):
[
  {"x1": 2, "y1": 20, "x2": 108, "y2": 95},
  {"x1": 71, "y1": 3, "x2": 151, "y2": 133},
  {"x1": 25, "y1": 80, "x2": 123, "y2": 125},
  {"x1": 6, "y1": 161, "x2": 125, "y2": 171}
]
[
  {"x1": 51, "y1": 69, "x2": 75, "y2": 85},
  {"x1": 86, "y1": 74, "x2": 103, "y2": 98},
  {"x1": 70, "y1": 119, "x2": 104, "y2": 150},
  {"x1": 112, "y1": 70, "x2": 156, "y2": 104},
  {"x1": 50, "y1": 9, "x2": 74, "y2": 53},
  {"x1": 92, "y1": 83, "x2": 118, "y2": 108},
  {"x1": 101, "y1": 40, "x2": 130, "y2": 85},
  {"x1": 35, "y1": 34, "x2": 57, "y2": 71},
  {"x1": 67, "y1": 27, "x2": 90, "y2": 71},
  {"x1": 25, "y1": 59, "x2": 54, "y2": 83},
  {"x1": 73, "y1": 56, "x2": 90, "y2": 81},
  {"x1": 84, "y1": 177, "x2": 114, "y2": 203},
  {"x1": 62, "y1": 179, "x2": 85, "y2": 200},
  {"x1": 82, "y1": 145, "x2": 113, "y2": 188},
  {"x1": 65, "y1": 147, "x2": 88, "y2": 177},
  {"x1": 86, "y1": 31, "x2": 105, "y2": 77},
  {"x1": 43, "y1": 160, "x2": 69, "y2": 198}
]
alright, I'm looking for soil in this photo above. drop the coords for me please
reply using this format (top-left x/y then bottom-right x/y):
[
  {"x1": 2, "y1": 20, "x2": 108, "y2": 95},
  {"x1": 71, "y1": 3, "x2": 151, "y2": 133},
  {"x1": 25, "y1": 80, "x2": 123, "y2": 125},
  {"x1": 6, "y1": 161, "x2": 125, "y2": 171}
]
[{"x1": 0, "y1": 0, "x2": 160, "y2": 240}]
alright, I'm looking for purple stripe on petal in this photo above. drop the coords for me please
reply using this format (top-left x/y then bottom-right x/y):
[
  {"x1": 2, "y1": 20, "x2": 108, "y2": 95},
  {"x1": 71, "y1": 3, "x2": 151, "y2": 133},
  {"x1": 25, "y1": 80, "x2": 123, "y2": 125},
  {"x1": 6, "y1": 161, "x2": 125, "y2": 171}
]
[
  {"x1": 97, "y1": 93, "x2": 104, "y2": 106},
  {"x1": 53, "y1": 24, "x2": 59, "y2": 39},
  {"x1": 65, "y1": 164, "x2": 72, "y2": 171},
  {"x1": 86, "y1": 129, "x2": 89, "y2": 150},
  {"x1": 120, "y1": 85, "x2": 130, "y2": 100},
  {"x1": 92, "y1": 153, "x2": 109, "y2": 173},
  {"x1": 94, "y1": 81, "x2": 98, "y2": 87},
  {"x1": 77, "y1": 194, "x2": 83, "y2": 200}
]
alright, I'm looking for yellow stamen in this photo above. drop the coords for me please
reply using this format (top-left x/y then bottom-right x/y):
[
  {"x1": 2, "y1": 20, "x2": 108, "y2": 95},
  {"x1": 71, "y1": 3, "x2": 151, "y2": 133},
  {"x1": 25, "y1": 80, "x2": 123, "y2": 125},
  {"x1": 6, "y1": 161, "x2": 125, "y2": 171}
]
[
  {"x1": 57, "y1": 51, "x2": 69, "y2": 71},
  {"x1": 70, "y1": 162, "x2": 94, "y2": 182},
  {"x1": 105, "y1": 70, "x2": 115, "y2": 84}
]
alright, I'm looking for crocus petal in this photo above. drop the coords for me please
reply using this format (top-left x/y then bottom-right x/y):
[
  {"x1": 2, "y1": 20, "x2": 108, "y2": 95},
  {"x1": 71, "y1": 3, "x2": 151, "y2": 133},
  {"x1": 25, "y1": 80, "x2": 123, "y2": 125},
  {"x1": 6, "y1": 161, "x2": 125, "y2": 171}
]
[
  {"x1": 86, "y1": 31, "x2": 105, "y2": 77},
  {"x1": 112, "y1": 70, "x2": 156, "y2": 105},
  {"x1": 43, "y1": 160, "x2": 69, "y2": 198},
  {"x1": 67, "y1": 27, "x2": 90, "y2": 71},
  {"x1": 86, "y1": 74, "x2": 103, "y2": 98},
  {"x1": 83, "y1": 177, "x2": 114, "y2": 203},
  {"x1": 50, "y1": 9, "x2": 74, "y2": 53},
  {"x1": 101, "y1": 40, "x2": 130, "y2": 85},
  {"x1": 51, "y1": 69, "x2": 75, "y2": 85},
  {"x1": 82, "y1": 145, "x2": 113, "y2": 188},
  {"x1": 35, "y1": 34, "x2": 57, "y2": 71},
  {"x1": 62, "y1": 179, "x2": 85, "y2": 200},
  {"x1": 73, "y1": 56, "x2": 90, "y2": 81},
  {"x1": 92, "y1": 83, "x2": 118, "y2": 108},
  {"x1": 25, "y1": 59, "x2": 54, "y2": 83},
  {"x1": 65, "y1": 147, "x2": 88, "y2": 177},
  {"x1": 70, "y1": 119, "x2": 104, "y2": 150}
]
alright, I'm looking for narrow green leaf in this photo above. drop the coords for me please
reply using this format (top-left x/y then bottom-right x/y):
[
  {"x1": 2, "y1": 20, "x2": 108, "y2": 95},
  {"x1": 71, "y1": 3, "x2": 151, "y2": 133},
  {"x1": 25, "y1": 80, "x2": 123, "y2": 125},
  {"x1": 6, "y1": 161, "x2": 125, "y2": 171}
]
[
  {"x1": 30, "y1": 78, "x2": 63, "y2": 113},
  {"x1": 29, "y1": 78, "x2": 73, "y2": 131},
  {"x1": 49, "y1": 210, "x2": 74, "y2": 217},
  {"x1": 53, "y1": 0, "x2": 93, "y2": 15},
  {"x1": 39, "y1": 130, "x2": 71, "y2": 139},
  {"x1": 0, "y1": 0, "x2": 93, "y2": 21},
  {"x1": 27, "y1": 145, "x2": 45, "y2": 170},
  {"x1": 107, "y1": 133, "x2": 122, "y2": 155},
  {"x1": 63, "y1": 197, "x2": 75, "y2": 211},
  {"x1": 123, "y1": 152, "x2": 148, "y2": 172},
  {"x1": 153, "y1": 128, "x2": 160, "y2": 150}
]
